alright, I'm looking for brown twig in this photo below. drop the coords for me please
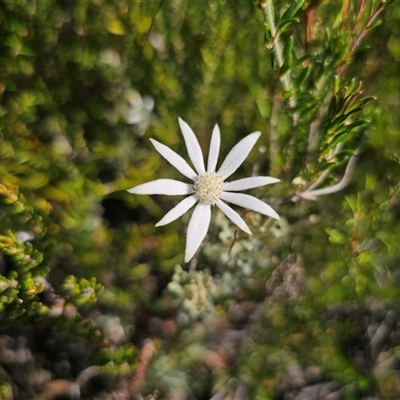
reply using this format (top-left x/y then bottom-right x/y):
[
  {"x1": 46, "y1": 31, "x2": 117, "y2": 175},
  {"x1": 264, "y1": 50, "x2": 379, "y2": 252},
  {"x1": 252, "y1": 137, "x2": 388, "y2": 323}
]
[
  {"x1": 228, "y1": 230, "x2": 238, "y2": 257},
  {"x1": 338, "y1": 1, "x2": 385, "y2": 76},
  {"x1": 128, "y1": 340, "x2": 157, "y2": 400},
  {"x1": 354, "y1": 0, "x2": 367, "y2": 33},
  {"x1": 341, "y1": 0, "x2": 351, "y2": 31}
]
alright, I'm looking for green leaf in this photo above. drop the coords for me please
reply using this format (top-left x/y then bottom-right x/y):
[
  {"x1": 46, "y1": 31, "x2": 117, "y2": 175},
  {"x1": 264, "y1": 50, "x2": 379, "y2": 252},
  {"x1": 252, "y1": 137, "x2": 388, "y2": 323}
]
[
  {"x1": 327, "y1": 114, "x2": 348, "y2": 131},
  {"x1": 106, "y1": 19, "x2": 126, "y2": 35},
  {"x1": 384, "y1": 0, "x2": 397, "y2": 8},
  {"x1": 283, "y1": 90, "x2": 292, "y2": 100},
  {"x1": 343, "y1": 107, "x2": 363, "y2": 119},
  {"x1": 296, "y1": 65, "x2": 311, "y2": 86},
  {"x1": 328, "y1": 131, "x2": 352, "y2": 149},
  {"x1": 335, "y1": 120, "x2": 367, "y2": 135},
  {"x1": 277, "y1": 18, "x2": 299, "y2": 36},
  {"x1": 282, "y1": 36, "x2": 294, "y2": 62},
  {"x1": 367, "y1": 18, "x2": 382, "y2": 31},
  {"x1": 326, "y1": 94, "x2": 338, "y2": 119},
  {"x1": 264, "y1": 25, "x2": 272, "y2": 45},
  {"x1": 289, "y1": 53, "x2": 314, "y2": 70},
  {"x1": 350, "y1": 96, "x2": 376, "y2": 111},
  {"x1": 335, "y1": 83, "x2": 364, "y2": 116},
  {"x1": 280, "y1": 36, "x2": 294, "y2": 74},
  {"x1": 347, "y1": 79, "x2": 362, "y2": 94},
  {"x1": 337, "y1": 92, "x2": 358, "y2": 115},
  {"x1": 279, "y1": 0, "x2": 305, "y2": 27},
  {"x1": 280, "y1": 54, "x2": 293, "y2": 76},
  {"x1": 333, "y1": 75, "x2": 341, "y2": 94},
  {"x1": 326, "y1": 228, "x2": 346, "y2": 244}
]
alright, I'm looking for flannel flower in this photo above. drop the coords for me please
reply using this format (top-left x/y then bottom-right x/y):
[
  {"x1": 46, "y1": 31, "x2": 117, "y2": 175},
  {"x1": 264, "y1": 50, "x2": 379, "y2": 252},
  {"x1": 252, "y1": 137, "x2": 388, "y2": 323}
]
[{"x1": 128, "y1": 118, "x2": 280, "y2": 262}]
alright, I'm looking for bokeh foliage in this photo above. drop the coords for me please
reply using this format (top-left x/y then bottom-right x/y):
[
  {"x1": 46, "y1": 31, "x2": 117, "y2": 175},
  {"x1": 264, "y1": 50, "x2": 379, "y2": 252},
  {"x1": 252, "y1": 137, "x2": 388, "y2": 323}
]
[{"x1": 1, "y1": 0, "x2": 400, "y2": 399}]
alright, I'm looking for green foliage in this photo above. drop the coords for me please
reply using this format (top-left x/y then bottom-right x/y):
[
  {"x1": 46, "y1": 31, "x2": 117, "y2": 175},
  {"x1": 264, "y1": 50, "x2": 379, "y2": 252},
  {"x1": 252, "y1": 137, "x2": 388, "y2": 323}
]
[
  {"x1": 0, "y1": 181, "x2": 46, "y2": 327},
  {"x1": 0, "y1": 0, "x2": 400, "y2": 398},
  {"x1": 62, "y1": 276, "x2": 103, "y2": 307},
  {"x1": 97, "y1": 343, "x2": 138, "y2": 377}
]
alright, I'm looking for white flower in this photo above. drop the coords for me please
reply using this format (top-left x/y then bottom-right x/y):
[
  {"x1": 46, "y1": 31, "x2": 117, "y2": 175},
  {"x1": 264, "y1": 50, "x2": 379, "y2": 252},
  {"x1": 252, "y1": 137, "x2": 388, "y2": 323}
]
[{"x1": 128, "y1": 118, "x2": 280, "y2": 262}]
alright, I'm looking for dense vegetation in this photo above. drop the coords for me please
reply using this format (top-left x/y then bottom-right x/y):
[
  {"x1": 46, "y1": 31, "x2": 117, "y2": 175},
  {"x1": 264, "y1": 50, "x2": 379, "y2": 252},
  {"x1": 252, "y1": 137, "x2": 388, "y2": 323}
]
[{"x1": 1, "y1": 1, "x2": 400, "y2": 399}]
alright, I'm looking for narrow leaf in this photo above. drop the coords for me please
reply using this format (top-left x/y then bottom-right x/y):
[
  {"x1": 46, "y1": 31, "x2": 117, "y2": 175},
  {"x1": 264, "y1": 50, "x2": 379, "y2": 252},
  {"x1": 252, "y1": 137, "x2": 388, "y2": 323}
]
[
  {"x1": 289, "y1": 53, "x2": 314, "y2": 70},
  {"x1": 280, "y1": 0, "x2": 305, "y2": 26},
  {"x1": 337, "y1": 92, "x2": 358, "y2": 115},
  {"x1": 280, "y1": 54, "x2": 293, "y2": 76},
  {"x1": 384, "y1": 0, "x2": 396, "y2": 8},
  {"x1": 277, "y1": 18, "x2": 299, "y2": 36},
  {"x1": 296, "y1": 65, "x2": 311, "y2": 86},
  {"x1": 326, "y1": 94, "x2": 338, "y2": 120},
  {"x1": 264, "y1": 25, "x2": 272, "y2": 46},
  {"x1": 367, "y1": 19, "x2": 382, "y2": 30},
  {"x1": 351, "y1": 96, "x2": 376, "y2": 110},
  {"x1": 282, "y1": 36, "x2": 294, "y2": 63}
]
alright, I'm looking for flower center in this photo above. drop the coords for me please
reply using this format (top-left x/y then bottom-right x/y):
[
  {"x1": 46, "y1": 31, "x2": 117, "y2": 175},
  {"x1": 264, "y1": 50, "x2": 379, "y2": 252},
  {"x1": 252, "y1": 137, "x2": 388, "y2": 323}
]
[{"x1": 194, "y1": 172, "x2": 224, "y2": 205}]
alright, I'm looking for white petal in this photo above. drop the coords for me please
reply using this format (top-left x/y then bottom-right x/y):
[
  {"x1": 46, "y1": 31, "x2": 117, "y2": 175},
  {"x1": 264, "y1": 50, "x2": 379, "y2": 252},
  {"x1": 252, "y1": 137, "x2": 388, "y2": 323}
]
[
  {"x1": 150, "y1": 139, "x2": 198, "y2": 181},
  {"x1": 221, "y1": 192, "x2": 280, "y2": 220},
  {"x1": 155, "y1": 195, "x2": 198, "y2": 227},
  {"x1": 224, "y1": 176, "x2": 280, "y2": 191},
  {"x1": 217, "y1": 131, "x2": 261, "y2": 180},
  {"x1": 185, "y1": 203, "x2": 211, "y2": 262},
  {"x1": 216, "y1": 200, "x2": 252, "y2": 234},
  {"x1": 207, "y1": 124, "x2": 221, "y2": 172},
  {"x1": 178, "y1": 118, "x2": 205, "y2": 174},
  {"x1": 127, "y1": 179, "x2": 193, "y2": 196}
]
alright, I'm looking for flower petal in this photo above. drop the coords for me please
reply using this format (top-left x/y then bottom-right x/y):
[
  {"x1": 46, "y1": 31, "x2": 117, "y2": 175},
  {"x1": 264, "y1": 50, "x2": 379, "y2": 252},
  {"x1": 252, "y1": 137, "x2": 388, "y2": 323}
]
[
  {"x1": 185, "y1": 203, "x2": 211, "y2": 262},
  {"x1": 216, "y1": 200, "x2": 251, "y2": 234},
  {"x1": 224, "y1": 176, "x2": 280, "y2": 191},
  {"x1": 220, "y1": 192, "x2": 280, "y2": 220},
  {"x1": 155, "y1": 195, "x2": 198, "y2": 227},
  {"x1": 127, "y1": 179, "x2": 193, "y2": 196},
  {"x1": 217, "y1": 131, "x2": 261, "y2": 180},
  {"x1": 150, "y1": 139, "x2": 198, "y2": 181},
  {"x1": 179, "y1": 118, "x2": 205, "y2": 174},
  {"x1": 207, "y1": 124, "x2": 221, "y2": 173}
]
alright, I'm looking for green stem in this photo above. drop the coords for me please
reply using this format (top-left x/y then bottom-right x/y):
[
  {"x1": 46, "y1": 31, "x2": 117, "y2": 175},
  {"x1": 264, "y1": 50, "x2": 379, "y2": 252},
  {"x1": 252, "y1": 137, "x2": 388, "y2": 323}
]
[{"x1": 261, "y1": 0, "x2": 292, "y2": 95}]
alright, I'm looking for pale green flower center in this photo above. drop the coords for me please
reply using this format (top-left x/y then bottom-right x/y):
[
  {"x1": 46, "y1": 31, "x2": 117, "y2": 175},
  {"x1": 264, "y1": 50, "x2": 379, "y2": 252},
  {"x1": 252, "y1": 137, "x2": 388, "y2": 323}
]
[{"x1": 194, "y1": 172, "x2": 224, "y2": 205}]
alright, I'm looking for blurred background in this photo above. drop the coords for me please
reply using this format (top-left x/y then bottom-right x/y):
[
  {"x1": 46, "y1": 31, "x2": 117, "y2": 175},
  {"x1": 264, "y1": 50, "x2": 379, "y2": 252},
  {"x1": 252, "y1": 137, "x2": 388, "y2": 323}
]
[{"x1": 1, "y1": 1, "x2": 400, "y2": 399}]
